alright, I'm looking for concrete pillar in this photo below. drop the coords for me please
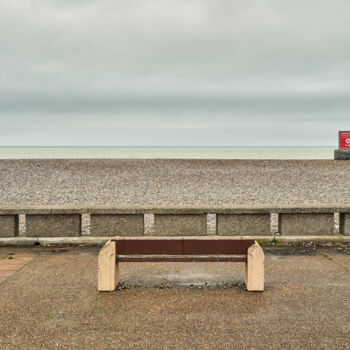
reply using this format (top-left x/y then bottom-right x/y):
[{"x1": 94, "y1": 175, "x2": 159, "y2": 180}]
[
  {"x1": 98, "y1": 240, "x2": 119, "y2": 291},
  {"x1": 245, "y1": 241, "x2": 264, "y2": 291}
]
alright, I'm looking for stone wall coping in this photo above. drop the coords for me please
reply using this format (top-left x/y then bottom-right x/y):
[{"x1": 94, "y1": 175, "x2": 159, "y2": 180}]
[
  {"x1": 1, "y1": 235, "x2": 350, "y2": 247},
  {"x1": 1, "y1": 205, "x2": 350, "y2": 215}
]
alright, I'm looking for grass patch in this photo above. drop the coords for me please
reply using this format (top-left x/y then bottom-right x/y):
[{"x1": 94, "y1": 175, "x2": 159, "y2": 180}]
[
  {"x1": 256, "y1": 239, "x2": 281, "y2": 246},
  {"x1": 270, "y1": 239, "x2": 281, "y2": 246}
]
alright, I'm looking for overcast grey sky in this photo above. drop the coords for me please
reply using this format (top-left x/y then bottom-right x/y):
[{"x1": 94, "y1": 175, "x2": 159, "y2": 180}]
[{"x1": 1, "y1": 0, "x2": 349, "y2": 146}]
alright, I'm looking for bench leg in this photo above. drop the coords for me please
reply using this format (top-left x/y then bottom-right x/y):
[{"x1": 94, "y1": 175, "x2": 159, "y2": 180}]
[
  {"x1": 98, "y1": 240, "x2": 119, "y2": 291},
  {"x1": 245, "y1": 241, "x2": 264, "y2": 291}
]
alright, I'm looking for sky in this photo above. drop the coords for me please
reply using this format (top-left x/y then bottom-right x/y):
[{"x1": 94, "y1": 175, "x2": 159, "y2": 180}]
[{"x1": 1, "y1": 0, "x2": 350, "y2": 146}]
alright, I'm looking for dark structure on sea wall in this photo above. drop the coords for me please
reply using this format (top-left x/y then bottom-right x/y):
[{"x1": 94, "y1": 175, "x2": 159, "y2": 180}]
[{"x1": 334, "y1": 150, "x2": 350, "y2": 160}]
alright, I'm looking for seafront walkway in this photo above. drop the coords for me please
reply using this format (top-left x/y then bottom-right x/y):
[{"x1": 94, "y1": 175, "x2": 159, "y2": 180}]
[
  {"x1": 1, "y1": 159, "x2": 350, "y2": 348},
  {"x1": 1, "y1": 245, "x2": 350, "y2": 349}
]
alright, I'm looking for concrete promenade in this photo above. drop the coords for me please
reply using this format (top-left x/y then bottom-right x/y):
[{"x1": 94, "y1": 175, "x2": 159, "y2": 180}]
[{"x1": 1, "y1": 245, "x2": 350, "y2": 349}]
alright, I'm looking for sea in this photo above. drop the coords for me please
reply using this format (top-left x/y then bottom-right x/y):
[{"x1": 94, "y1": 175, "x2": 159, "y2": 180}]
[{"x1": 0, "y1": 146, "x2": 336, "y2": 159}]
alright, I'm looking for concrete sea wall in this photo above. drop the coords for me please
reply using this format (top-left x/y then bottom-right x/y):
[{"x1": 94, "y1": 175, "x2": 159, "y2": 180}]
[{"x1": 1, "y1": 206, "x2": 350, "y2": 245}]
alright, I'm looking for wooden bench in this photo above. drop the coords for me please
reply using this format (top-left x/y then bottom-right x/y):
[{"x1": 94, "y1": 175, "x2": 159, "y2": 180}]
[{"x1": 98, "y1": 236, "x2": 264, "y2": 292}]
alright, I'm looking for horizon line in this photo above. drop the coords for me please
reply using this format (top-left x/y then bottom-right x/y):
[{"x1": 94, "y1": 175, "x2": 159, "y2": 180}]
[{"x1": 0, "y1": 145, "x2": 337, "y2": 148}]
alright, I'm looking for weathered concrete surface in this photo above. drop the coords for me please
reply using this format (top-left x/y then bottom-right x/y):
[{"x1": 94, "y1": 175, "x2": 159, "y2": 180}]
[
  {"x1": 0, "y1": 249, "x2": 34, "y2": 283},
  {"x1": 339, "y1": 213, "x2": 350, "y2": 236},
  {"x1": 279, "y1": 213, "x2": 334, "y2": 236},
  {"x1": 0, "y1": 215, "x2": 18, "y2": 237},
  {"x1": 0, "y1": 246, "x2": 350, "y2": 349},
  {"x1": 334, "y1": 149, "x2": 350, "y2": 160},
  {"x1": 329, "y1": 255, "x2": 350, "y2": 270},
  {"x1": 154, "y1": 214, "x2": 207, "y2": 236},
  {"x1": 98, "y1": 241, "x2": 118, "y2": 291},
  {"x1": 217, "y1": 214, "x2": 271, "y2": 235},
  {"x1": 26, "y1": 214, "x2": 81, "y2": 237},
  {"x1": 90, "y1": 214, "x2": 144, "y2": 236},
  {"x1": 2, "y1": 205, "x2": 350, "y2": 215},
  {"x1": 245, "y1": 242, "x2": 264, "y2": 291}
]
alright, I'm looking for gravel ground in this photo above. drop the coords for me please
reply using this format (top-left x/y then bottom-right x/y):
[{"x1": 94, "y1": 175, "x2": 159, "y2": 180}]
[
  {"x1": 0, "y1": 246, "x2": 350, "y2": 349},
  {"x1": 1, "y1": 159, "x2": 350, "y2": 206}
]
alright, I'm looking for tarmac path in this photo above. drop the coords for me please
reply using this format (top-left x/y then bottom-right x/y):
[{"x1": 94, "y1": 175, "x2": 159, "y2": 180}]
[{"x1": 0, "y1": 246, "x2": 349, "y2": 349}]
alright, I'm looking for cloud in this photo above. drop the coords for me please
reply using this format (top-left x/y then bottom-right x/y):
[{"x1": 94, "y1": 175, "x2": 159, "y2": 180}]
[{"x1": 0, "y1": 0, "x2": 350, "y2": 145}]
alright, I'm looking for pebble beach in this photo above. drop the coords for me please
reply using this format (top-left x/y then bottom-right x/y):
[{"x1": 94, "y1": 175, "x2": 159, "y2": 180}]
[{"x1": 1, "y1": 159, "x2": 350, "y2": 207}]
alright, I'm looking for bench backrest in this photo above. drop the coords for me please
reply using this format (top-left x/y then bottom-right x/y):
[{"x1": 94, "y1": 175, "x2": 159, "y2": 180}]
[{"x1": 111, "y1": 237, "x2": 255, "y2": 255}]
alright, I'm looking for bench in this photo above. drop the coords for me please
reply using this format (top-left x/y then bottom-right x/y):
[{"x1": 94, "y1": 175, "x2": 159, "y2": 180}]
[{"x1": 98, "y1": 236, "x2": 264, "y2": 292}]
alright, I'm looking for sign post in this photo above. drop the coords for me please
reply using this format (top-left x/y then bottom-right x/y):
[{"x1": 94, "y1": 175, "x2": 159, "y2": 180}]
[{"x1": 335, "y1": 131, "x2": 350, "y2": 160}]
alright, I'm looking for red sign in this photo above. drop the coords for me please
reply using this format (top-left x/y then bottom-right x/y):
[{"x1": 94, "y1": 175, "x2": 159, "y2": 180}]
[{"x1": 339, "y1": 131, "x2": 350, "y2": 149}]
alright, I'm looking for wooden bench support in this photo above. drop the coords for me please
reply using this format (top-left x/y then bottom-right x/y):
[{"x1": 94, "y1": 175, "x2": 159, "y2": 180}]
[
  {"x1": 98, "y1": 240, "x2": 119, "y2": 291},
  {"x1": 245, "y1": 242, "x2": 264, "y2": 291}
]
